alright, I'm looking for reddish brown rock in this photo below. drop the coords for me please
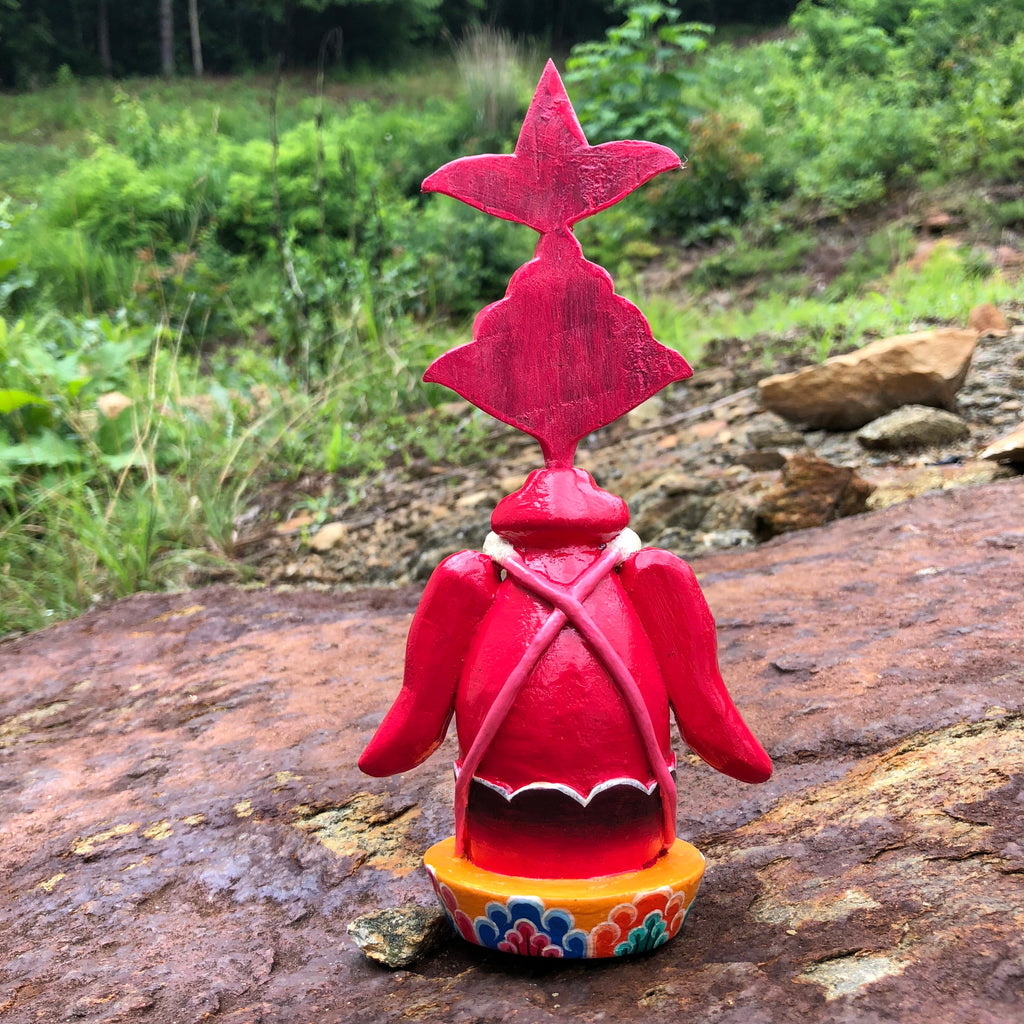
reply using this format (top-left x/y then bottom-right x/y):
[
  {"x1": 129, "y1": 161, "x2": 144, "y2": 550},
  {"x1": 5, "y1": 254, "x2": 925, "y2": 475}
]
[
  {"x1": 967, "y1": 302, "x2": 1010, "y2": 337},
  {"x1": 758, "y1": 329, "x2": 979, "y2": 430},
  {"x1": 754, "y1": 452, "x2": 874, "y2": 539},
  {"x1": 980, "y1": 421, "x2": 1024, "y2": 464},
  {"x1": 1, "y1": 479, "x2": 1023, "y2": 1023}
]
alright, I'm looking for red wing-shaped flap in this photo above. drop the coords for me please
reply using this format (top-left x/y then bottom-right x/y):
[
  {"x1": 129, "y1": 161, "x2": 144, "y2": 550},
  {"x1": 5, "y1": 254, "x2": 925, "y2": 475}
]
[
  {"x1": 358, "y1": 550, "x2": 499, "y2": 777},
  {"x1": 620, "y1": 549, "x2": 772, "y2": 783}
]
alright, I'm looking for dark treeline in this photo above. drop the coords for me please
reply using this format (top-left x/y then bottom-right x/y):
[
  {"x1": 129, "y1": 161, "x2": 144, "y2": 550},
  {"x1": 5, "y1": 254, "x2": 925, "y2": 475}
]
[{"x1": 0, "y1": 0, "x2": 797, "y2": 88}]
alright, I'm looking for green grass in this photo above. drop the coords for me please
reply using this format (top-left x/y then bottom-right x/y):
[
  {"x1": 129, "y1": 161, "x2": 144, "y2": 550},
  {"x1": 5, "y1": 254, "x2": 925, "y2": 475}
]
[
  {"x1": 645, "y1": 239, "x2": 1018, "y2": 371},
  {"x1": 4, "y1": 8, "x2": 1024, "y2": 635}
]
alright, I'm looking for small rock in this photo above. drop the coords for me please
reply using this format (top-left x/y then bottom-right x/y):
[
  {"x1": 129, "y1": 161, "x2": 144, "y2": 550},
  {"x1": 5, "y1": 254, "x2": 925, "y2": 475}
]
[
  {"x1": 276, "y1": 513, "x2": 315, "y2": 536},
  {"x1": 979, "y1": 423, "x2": 1024, "y2": 464},
  {"x1": 347, "y1": 905, "x2": 449, "y2": 968},
  {"x1": 455, "y1": 490, "x2": 495, "y2": 509},
  {"x1": 967, "y1": 303, "x2": 1009, "y2": 337},
  {"x1": 689, "y1": 366, "x2": 735, "y2": 390},
  {"x1": 97, "y1": 391, "x2": 134, "y2": 419},
  {"x1": 627, "y1": 395, "x2": 665, "y2": 428},
  {"x1": 688, "y1": 417, "x2": 729, "y2": 440},
  {"x1": 746, "y1": 425, "x2": 806, "y2": 449},
  {"x1": 758, "y1": 329, "x2": 978, "y2": 430},
  {"x1": 771, "y1": 654, "x2": 819, "y2": 674},
  {"x1": 656, "y1": 473, "x2": 715, "y2": 497},
  {"x1": 754, "y1": 453, "x2": 874, "y2": 540},
  {"x1": 921, "y1": 208, "x2": 955, "y2": 231},
  {"x1": 696, "y1": 528, "x2": 755, "y2": 550},
  {"x1": 736, "y1": 450, "x2": 787, "y2": 471},
  {"x1": 856, "y1": 406, "x2": 970, "y2": 451},
  {"x1": 308, "y1": 522, "x2": 348, "y2": 552}
]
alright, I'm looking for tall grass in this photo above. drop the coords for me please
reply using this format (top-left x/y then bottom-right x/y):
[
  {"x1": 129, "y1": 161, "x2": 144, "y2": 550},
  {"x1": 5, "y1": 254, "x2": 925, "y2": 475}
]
[
  {"x1": 645, "y1": 240, "x2": 1019, "y2": 370},
  {"x1": 452, "y1": 24, "x2": 531, "y2": 141}
]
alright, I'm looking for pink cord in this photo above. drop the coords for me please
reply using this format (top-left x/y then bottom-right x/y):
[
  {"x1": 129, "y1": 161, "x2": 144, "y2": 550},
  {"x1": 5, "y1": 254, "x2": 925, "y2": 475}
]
[{"x1": 453, "y1": 544, "x2": 676, "y2": 857}]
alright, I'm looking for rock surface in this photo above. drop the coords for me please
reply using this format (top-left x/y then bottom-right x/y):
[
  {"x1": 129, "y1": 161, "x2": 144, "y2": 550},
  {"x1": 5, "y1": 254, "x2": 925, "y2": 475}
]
[
  {"x1": 856, "y1": 404, "x2": 970, "y2": 450},
  {"x1": 2, "y1": 477, "x2": 1023, "y2": 1023},
  {"x1": 980, "y1": 421, "x2": 1024, "y2": 464},
  {"x1": 758, "y1": 328, "x2": 978, "y2": 430},
  {"x1": 347, "y1": 906, "x2": 449, "y2": 969}
]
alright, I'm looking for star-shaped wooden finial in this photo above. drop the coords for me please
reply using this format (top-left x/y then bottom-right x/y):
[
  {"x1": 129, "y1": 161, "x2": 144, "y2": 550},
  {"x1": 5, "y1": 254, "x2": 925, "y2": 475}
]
[
  {"x1": 423, "y1": 60, "x2": 682, "y2": 234},
  {"x1": 422, "y1": 61, "x2": 692, "y2": 468}
]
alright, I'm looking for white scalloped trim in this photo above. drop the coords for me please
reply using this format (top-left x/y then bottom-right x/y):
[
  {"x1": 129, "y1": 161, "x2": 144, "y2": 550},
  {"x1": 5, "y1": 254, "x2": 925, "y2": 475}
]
[{"x1": 454, "y1": 760, "x2": 676, "y2": 807}]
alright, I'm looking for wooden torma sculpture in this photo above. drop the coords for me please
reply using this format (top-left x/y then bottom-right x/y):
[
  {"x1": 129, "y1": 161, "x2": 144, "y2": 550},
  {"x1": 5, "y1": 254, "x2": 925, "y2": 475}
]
[{"x1": 360, "y1": 62, "x2": 771, "y2": 958}]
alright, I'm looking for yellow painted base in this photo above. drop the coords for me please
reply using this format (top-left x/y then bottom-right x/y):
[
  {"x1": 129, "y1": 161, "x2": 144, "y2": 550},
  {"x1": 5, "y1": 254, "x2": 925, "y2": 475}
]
[{"x1": 424, "y1": 837, "x2": 705, "y2": 958}]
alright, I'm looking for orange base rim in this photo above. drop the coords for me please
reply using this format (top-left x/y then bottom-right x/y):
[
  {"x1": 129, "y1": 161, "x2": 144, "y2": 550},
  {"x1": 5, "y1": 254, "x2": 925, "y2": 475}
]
[{"x1": 424, "y1": 836, "x2": 705, "y2": 958}]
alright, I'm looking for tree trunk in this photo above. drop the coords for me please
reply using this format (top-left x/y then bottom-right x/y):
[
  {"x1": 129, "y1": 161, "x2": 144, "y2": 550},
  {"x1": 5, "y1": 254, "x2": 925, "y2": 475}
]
[
  {"x1": 159, "y1": 0, "x2": 174, "y2": 77},
  {"x1": 97, "y1": 0, "x2": 112, "y2": 76},
  {"x1": 188, "y1": 0, "x2": 203, "y2": 77}
]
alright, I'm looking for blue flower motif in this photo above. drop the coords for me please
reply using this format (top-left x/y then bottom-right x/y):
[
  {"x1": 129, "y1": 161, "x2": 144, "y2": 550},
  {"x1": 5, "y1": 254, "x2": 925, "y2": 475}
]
[
  {"x1": 473, "y1": 896, "x2": 589, "y2": 958},
  {"x1": 614, "y1": 910, "x2": 670, "y2": 956}
]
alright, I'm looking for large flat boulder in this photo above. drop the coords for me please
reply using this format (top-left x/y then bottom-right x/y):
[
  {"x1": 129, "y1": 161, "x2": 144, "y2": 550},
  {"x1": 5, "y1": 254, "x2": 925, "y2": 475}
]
[
  {"x1": 980, "y1": 421, "x2": 1024, "y2": 464},
  {"x1": 758, "y1": 329, "x2": 978, "y2": 430},
  {"x1": 2, "y1": 478, "x2": 1022, "y2": 1023}
]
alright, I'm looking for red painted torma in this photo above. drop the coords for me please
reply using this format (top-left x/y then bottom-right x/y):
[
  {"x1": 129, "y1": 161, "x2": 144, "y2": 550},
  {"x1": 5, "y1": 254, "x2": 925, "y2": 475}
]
[{"x1": 359, "y1": 62, "x2": 771, "y2": 880}]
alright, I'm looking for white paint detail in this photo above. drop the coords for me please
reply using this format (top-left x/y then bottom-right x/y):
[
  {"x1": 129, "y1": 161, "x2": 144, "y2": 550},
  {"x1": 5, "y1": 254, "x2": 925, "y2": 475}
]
[
  {"x1": 608, "y1": 527, "x2": 642, "y2": 562},
  {"x1": 483, "y1": 528, "x2": 641, "y2": 568},
  {"x1": 453, "y1": 760, "x2": 677, "y2": 807},
  {"x1": 483, "y1": 532, "x2": 516, "y2": 566}
]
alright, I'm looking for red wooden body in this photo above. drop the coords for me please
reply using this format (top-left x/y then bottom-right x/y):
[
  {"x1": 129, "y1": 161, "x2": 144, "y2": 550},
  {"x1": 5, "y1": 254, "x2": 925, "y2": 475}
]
[
  {"x1": 422, "y1": 60, "x2": 692, "y2": 469},
  {"x1": 358, "y1": 62, "x2": 771, "y2": 885},
  {"x1": 360, "y1": 468, "x2": 772, "y2": 879}
]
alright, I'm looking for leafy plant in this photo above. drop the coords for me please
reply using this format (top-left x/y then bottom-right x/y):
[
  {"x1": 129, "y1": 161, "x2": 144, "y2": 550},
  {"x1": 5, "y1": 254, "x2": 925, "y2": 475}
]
[{"x1": 566, "y1": 1, "x2": 713, "y2": 148}]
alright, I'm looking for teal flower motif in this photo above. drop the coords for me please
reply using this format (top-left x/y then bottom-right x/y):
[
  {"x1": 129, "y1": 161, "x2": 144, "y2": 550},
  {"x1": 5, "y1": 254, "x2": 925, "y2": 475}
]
[{"x1": 614, "y1": 910, "x2": 670, "y2": 956}]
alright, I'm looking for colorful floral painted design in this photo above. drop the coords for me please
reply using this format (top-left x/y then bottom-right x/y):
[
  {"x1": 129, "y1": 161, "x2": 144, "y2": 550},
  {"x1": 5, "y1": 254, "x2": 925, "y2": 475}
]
[
  {"x1": 475, "y1": 897, "x2": 589, "y2": 957},
  {"x1": 429, "y1": 875, "x2": 589, "y2": 957},
  {"x1": 589, "y1": 886, "x2": 692, "y2": 958},
  {"x1": 427, "y1": 868, "x2": 696, "y2": 958},
  {"x1": 429, "y1": 874, "x2": 478, "y2": 944}
]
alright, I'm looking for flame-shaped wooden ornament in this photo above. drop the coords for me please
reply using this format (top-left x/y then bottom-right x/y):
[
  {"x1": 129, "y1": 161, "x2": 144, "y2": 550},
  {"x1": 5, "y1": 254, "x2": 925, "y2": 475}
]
[
  {"x1": 423, "y1": 60, "x2": 693, "y2": 468},
  {"x1": 359, "y1": 61, "x2": 772, "y2": 960}
]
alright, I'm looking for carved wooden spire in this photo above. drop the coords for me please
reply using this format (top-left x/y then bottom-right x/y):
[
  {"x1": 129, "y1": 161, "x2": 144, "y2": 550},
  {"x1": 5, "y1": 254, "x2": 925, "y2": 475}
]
[{"x1": 422, "y1": 61, "x2": 693, "y2": 468}]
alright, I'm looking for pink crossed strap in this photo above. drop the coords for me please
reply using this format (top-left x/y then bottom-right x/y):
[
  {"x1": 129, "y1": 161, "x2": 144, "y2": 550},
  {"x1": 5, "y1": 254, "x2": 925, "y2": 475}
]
[{"x1": 453, "y1": 540, "x2": 677, "y2": 858}]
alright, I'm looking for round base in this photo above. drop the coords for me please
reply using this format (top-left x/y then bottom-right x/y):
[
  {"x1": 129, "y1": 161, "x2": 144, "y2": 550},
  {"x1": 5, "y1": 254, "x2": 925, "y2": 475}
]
[{"x1": 424, "y1": 837, "x2": 705, "y2": 959}]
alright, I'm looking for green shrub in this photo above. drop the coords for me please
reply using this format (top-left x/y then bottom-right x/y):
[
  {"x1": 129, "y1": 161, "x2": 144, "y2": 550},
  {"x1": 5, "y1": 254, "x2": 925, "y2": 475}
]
[
  {"x1": 792, "y1": 0, "x2": 1024, "y2": 98},
  {"x1": 647, "y1": 112, "x2": 762, "y2": 240},
  {"x1": 566, "y1": 1, "x2": 713, "y2": 149},
  {"x1": 692, "y1": 229, "x2": 815, "y2": 288},
  {"x1": 790, "y1": 80, "x2": 937, "y2": 212}
]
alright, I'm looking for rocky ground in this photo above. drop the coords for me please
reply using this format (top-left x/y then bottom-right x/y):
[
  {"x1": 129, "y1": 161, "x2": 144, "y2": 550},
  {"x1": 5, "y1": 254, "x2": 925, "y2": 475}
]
[
  {"x1": 2, "y1": 475, "x2": 1021, "y2": 1023},
  {"x1": 2, "y1": 303, "x2": 1023, "y2": 1023},
  {"x1": 236, "y1": 307, "x2": 1024, "y2": 591}
]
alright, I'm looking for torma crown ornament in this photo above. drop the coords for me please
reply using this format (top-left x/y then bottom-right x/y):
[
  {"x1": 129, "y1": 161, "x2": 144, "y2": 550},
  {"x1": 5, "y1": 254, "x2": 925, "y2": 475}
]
[{"x1": 359, "y1": 61, "x2": 772, "y2": 959}]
